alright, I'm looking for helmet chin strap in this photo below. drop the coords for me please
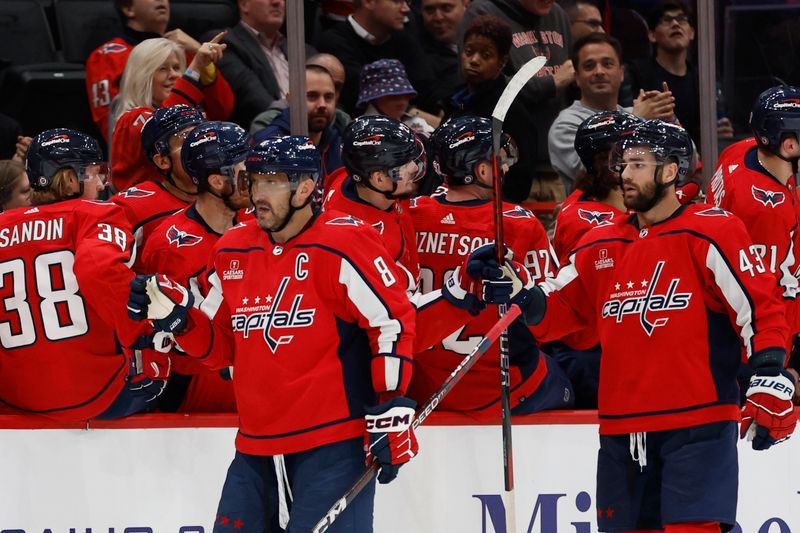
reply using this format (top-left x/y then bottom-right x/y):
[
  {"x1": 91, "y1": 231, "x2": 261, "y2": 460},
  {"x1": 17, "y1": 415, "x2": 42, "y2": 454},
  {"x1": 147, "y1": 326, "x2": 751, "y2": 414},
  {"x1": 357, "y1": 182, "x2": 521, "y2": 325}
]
[
  {"x1": 160, "y1": 157, "x2": 197, "y2": 197},
  {"x1": 360, "y1": 175, "x2": 400, "y2": 200}
]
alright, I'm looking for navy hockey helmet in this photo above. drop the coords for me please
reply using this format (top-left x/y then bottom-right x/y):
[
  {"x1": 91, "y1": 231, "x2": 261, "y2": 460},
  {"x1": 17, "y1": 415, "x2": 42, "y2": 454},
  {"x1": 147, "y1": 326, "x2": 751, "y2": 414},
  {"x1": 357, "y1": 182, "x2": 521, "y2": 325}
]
[
  {"x1": 239, "y1": 135, "x2": 321, "y2": 192},
  {"x1": 750, "y1": 85, "x2": 800, "y2": 154},
  {"x1": 341, "y1": 115, "x2": 425, "y2": 183},
  {"x1": 141, "y1": 104, "x2": 205, "y2": 163},
  {"x1": 575, "y1": 111, "x2": 643, "y2": 175},
  {"x1": 430, "y1": 115, "x2": 517, "y2": 186},
  {"x1": 610, "y1": 120, "x2": 693, "y2": 182},
  {"x1": 26, "y1": 128, "x2": 105, "y2": 191},
  {"x1": 180, "y1": 121, "x2": 250, "y2": 188}
]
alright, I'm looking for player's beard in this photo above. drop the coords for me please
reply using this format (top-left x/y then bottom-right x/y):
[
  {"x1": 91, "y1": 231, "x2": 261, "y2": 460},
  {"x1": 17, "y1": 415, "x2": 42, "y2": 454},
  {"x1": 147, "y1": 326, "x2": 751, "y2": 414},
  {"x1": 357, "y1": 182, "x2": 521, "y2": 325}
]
[
  {"x1": 623, "y1": 177, "x2": 665, "y2": 213},
  {"x1": 255, "y1": 197, "x2": 292, "y2": 233}
]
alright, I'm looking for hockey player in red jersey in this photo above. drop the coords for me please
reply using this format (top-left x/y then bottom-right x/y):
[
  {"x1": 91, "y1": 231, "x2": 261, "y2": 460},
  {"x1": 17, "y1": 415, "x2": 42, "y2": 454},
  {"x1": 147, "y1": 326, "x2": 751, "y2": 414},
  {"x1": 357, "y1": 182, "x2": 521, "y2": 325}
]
[
  {"x1": 140, "y1": 121, "x2": 251, "y2": 413},
  {"x1": 112, "y1": 104, "x2": 203, "y2": 272},
  {"x1": 0, "y1": 129, "x2": 167, "y2": 421},
  {"x1": 128, "y1": 135, "x2": 420, "y2": 531},
  {"x1": 408, "y1": 115, "x2": 573, "y2": 413},
  {"x1": 708, "y1": 86, "x2": 800, "y2": 348},
  {"x1": 548, "y1": 111, "x2": 642, "y2": 407},
  {"x1": 491, "y1": 120, "x2": 797, "y2": 532},
  {"x1": 110, "y1": 35, "x2": 234, "y2": 191},
  {"x1": 325, "y1": 115, "x2": 488, "y2": 352},
  {"x1": 553, "y1": 111, "x2": 641, "y2": 263}
]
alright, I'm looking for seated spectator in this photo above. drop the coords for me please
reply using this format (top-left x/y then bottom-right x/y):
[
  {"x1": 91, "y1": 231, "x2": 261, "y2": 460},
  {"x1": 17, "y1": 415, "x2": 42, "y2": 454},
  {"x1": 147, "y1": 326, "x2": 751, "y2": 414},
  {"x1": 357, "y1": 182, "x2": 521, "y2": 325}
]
[
  {"x1": 86, "y1": 0, "x2": 205, "y2": 141},
  {"x1": 445, "y1": 15, "x2": 538, "y2": 204},
  {"x1": 559, "y1": 0, "x2": 605, "y2": 41},
  {"x1": 548, "y1": 32, "x2": 675, "y2": 193},
  {"x1": 307, "y1": 53, "x2": 353, "y2": 133},
  {"x1": 317, "y1": 0, "x2": 438, "y2": 115},
  {"x1": 110, "y1": 36, "x2": 234, "y2": 192},
  {"x1": 419, "y1": 0, "x2": 467, "y2": 105},
  {"x1": 357, "y1": 59, "x2": 436, "y2": 135},
  {"x1": 250, "y1": 54, "x2": 352, "y2": 136},
  {"x1": 0, "y1": 113, "x2": 21, "y2": 160},
  {"x1": 624, "y1": 0, "x2": 733, "y2": 145},
  {"x1": 0, "y1": 160, "x2": 31, "y2": 211},
  {"x1": 216, "y1": 0, "x2": 315, "y2": 129},
  {"x1": 252, "y1": 65, "x2": 345, "y2": 185}
]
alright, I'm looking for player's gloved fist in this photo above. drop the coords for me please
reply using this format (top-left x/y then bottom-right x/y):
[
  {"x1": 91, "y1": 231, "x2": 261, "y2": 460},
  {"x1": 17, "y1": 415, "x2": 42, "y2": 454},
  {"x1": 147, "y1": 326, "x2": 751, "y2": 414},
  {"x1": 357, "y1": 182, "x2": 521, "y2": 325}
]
[
  {"x1": 128, "y1": 275, "x2": 151, "y2": 321},
  {"x1": 130, "y1": 274, "x2": 194, "y2": 334},
  {"x1": 740, "y1": 367, "x2": 798, "y2": 450},
  {"x1": 442, "y1": 243, "x2": 507, "y2": 313},
  {"x1": 364, "y1": 396, "x2": 419, "y2": 484}
]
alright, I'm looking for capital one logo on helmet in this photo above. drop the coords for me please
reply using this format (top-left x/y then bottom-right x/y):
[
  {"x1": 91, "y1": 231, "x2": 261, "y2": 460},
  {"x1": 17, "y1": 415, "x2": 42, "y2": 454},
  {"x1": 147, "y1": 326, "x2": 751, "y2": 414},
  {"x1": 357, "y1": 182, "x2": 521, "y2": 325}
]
[
  {"x1": 601, "y1": 261, "x2": 692, "y2": 336},
  {"x1": 189, "y1": 131, "x2": 217, "y2": 147},
  {"x1": 353, "y1": 135, "x2": 383, "y2": 147},
  {"x1": 773, "y1": 98, "x2": 800, "y2": 109},
  {"x1": 230, "y1": 276, "x2": 316, "y2": 353},
  {"x1": 41, "y1": 134, "x2": 70, "y2": 147},
  {"x1": 448, "y1": 131, "x2": 475, "y2": 149},
  {"x1": 586, "y1": 116, "x2": 616, "y2": 130}
]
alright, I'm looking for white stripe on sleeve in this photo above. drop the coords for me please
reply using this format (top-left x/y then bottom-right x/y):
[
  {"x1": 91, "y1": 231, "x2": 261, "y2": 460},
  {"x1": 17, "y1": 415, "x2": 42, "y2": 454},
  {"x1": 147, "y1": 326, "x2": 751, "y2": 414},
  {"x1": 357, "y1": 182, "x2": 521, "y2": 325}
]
[
  {"x1": 338, "y1": 257, "x2": 403, "y2": 356},
  {"x1": 539, "y1": 258, "x2": 579, "y2": 296},
  {"x1": 199, "y1": 270, "x2": 224, "y2": 320},
  {"x1": 706, "y1": 244, "x2": 754, "y2": 358}
]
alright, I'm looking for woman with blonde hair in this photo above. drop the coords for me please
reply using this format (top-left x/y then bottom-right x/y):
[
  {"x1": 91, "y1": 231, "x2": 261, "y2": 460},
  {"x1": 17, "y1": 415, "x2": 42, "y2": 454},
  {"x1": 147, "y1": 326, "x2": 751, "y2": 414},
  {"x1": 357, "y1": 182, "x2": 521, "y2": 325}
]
[
  {"x1": 0, "y1": 159, "x2": 31, "y2": 211},
  {"x1": 110, "y1": 32, "x2": 234, "y2": 192}
]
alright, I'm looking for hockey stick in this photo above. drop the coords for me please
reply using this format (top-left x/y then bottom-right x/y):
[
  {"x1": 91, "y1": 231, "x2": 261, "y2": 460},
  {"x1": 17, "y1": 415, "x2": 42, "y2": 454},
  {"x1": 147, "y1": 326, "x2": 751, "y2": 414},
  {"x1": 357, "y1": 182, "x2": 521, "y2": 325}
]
[
  {"x1": 311, "y1": 304, "x2": 523, "y2": 533},
  {"x1": 490, "y1": 55, "x2": 548, "y2": 533}
]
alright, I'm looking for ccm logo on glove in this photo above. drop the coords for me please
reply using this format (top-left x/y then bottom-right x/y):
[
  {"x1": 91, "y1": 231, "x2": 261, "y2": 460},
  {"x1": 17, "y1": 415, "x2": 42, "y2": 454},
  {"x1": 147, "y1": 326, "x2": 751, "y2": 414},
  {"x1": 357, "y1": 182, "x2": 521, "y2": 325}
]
[{"x1": 366, "y1": 407, "x2": 413, "y2": 431}]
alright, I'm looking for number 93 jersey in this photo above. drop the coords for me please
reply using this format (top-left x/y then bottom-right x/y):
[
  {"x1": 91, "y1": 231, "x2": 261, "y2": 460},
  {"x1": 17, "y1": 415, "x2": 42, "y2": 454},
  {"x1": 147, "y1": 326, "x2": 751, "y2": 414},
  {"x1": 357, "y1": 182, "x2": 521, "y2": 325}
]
[{"x1": 0, "y1": 200, "x2": 147, "y2": 421}]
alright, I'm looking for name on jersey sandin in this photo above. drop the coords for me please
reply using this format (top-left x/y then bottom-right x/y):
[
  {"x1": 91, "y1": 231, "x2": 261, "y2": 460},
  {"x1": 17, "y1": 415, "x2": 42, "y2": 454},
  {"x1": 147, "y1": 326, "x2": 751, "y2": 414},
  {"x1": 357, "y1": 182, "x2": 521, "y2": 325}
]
[
  {"x1": 601, "y1": 261, "x2": 692, "y2": 336},
  {"x1": 230, "y1": 275, "x2": 316, "y2": 353}
]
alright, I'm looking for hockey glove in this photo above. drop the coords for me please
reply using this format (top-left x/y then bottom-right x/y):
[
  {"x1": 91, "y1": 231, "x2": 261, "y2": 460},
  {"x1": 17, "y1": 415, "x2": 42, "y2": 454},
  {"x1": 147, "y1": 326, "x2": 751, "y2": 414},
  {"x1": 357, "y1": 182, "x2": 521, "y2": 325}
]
[
  {"x1": 740, "y1": 368, "x2": 798, "y2": 450},
  {"x1": 442, "y1": 243, "x2": 508, "y2": 313},
  {"x1": 126, "y1": 344, "x2": 171, "y2": 403},
  {"x1": 128, "y1": 274, "x2": 194, "y2": 334},
  {"x1": 484, "y1": 259, "x2": 547, "y2": 325},
  {"x1": 364, "y1": 396, "x2": 419, "y2": 484}
]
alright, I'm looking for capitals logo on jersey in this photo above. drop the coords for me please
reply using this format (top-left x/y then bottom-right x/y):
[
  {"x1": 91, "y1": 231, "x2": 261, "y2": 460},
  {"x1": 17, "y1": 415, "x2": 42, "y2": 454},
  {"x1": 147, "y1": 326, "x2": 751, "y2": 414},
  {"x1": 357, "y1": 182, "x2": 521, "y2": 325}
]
[
  {"x1": 230, "y1": 276, "x2": 316, "y2": 353},
  {"x1": 578, "y1": 209, "x2": 615, "y2": 226},
  {"x1": 503, "y1": 206, "x2": 534, "y2": 219},
  {"x1": 99, "y1": 42, "x2": 128, "y2": 54},
  {"x1": 601, "y1": 261, "x2": 692, "y2": 336},
  {"x1": 326, "y1": 215, "x2": 365, "y2": 227},
  {"x1": 166, "y1": 225, "x2": 203, "y2": 247},
  {"x1": 118, "y1": 186, "x2": 156, "y2": 199},
  {"x1": 695, "y1": 207, "x2": 729, "y2": 217},
  {"x1": 751, "y1": 185, "x2": 785, "y2": 208}
]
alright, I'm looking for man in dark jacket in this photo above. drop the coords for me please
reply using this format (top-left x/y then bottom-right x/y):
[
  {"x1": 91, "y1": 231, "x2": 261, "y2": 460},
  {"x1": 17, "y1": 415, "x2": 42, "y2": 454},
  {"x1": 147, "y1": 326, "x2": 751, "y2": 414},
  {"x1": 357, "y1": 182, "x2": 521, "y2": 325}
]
[
  {"x1": 217, "y1": 0, "x2": 315, "y2": 129},
  {"x1": 316, "y1": 0, "x2": 438, "y2": 115},
  {"x1": 252, "y1": 65, "x2": 344, "y2": 185}
]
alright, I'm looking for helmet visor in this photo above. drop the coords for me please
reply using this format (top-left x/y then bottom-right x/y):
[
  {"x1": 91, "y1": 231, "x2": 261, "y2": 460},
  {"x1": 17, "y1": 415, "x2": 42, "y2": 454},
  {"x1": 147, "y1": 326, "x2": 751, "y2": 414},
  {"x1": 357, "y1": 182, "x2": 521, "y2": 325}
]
[
  {"x1": 609, "y1": 142, "x2": 664, "y2": 173},
  {"x1": 78, "y1": 162, "x2": 110, "y2": 186}
]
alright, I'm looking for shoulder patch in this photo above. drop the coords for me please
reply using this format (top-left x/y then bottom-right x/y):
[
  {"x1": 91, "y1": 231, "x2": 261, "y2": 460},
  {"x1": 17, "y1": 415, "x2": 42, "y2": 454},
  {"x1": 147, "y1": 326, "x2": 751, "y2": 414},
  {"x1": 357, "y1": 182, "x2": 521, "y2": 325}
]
[
  {"x1": 119, "y1": 186, "x2": 155, "y2": 199},
  {"x1": 326, "y1": 215, "x2": 365, "y2": 227},
  {"x1": 578, "y1": 208, "x2": 614, "y2": 226},
  {"x1": 503, "y1": 205, "x2": 534, "y2": 219},
  {"x1": 99, "y1": 42, "x2": 128, "y2": 54},
  {"x1": 751, "y1": 185, "x2": 785, "y2": 208},
  {"x1": 166, "y1": 224, "x2": 203, "y2": 247},
  {"x1": 372, "y1": 221, "x2": 385, "y2": 234},
  {"x1": 695, "y1": 207, "x2": 730, "y2": 217}
]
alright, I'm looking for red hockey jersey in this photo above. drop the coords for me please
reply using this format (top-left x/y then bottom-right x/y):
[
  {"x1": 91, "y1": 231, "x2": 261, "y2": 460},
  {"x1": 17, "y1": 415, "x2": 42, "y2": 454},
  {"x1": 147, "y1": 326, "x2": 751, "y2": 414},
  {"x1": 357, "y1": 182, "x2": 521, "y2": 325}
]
[
  {"x1": 140, "y1": 204, "x2": 236, "y2": 412},
  {"x1": 173, "y1": 211, "x2": 416, "y2": 455},
  {"x1": 85, "y1": 38, "x2": 135, "y2": 142},
  {"x1": 532, "y1": 204, "x2": 788, "y2": 434},
  {"x1": 408, "y1": 196, "x2": 558, "y2": 411},
  {"x1": 553, "y1": 193, "x2": 626, "y2": 264},
  {"x1": 0, "y1": 200, "x2": 147, "y2": 421},
  {"x1": 708, "y1": 139, "x2": 800, "y2": 338},
  {"x1": 110, "y1": 75, "x2": 234, "y2": 192},
  {"x1": 112, "y1": 181, "x2": 189, "y2": 273},
  {"x1": 323, "y1": 169, "x2": 473, "y2": 351}
]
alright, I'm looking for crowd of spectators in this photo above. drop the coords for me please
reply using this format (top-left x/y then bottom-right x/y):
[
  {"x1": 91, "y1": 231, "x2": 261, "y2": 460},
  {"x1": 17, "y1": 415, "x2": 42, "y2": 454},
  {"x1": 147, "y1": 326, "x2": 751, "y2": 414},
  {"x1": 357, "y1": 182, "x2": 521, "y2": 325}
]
[{"x1": 4, "y1": 0, "x2": 800, "y2": 416}]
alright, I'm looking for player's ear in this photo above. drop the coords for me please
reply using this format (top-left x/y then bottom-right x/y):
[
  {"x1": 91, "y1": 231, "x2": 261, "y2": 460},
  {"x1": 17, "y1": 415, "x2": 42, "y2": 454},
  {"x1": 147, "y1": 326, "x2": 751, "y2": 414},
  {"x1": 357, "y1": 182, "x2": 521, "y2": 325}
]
[
  {"x1": 292, "y1": 177, "x2": 314, "y2": 206},
  {"x1": 660, "y1": 160, "x2": 678, "y2": 185},
  {"x1": 153, "y1": 154, "x2": 172, "y2": 172}
]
